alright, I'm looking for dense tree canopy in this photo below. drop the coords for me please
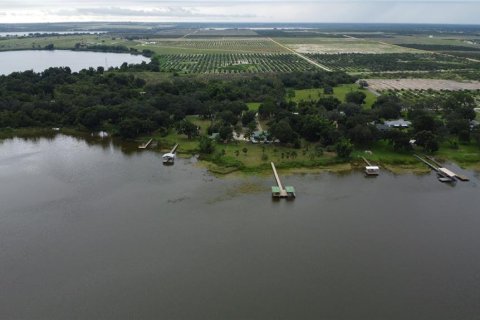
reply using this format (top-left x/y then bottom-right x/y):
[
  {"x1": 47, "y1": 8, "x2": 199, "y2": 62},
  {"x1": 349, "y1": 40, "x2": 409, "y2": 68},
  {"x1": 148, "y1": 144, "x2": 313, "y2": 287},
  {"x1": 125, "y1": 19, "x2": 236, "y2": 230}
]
[{"x1": 0, "y1": 63, "x2": 476, "y2": 157}]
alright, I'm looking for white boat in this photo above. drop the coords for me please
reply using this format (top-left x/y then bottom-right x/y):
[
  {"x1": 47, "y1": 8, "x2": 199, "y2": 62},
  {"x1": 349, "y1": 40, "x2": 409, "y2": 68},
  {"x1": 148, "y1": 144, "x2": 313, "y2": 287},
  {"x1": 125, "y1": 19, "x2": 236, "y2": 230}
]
[
  {"x1": 162, "y1": 152, "x2": 176, "y2": 164},
  {"x1": 365, "y1": 166, "x2": 380, "y2": 176}
]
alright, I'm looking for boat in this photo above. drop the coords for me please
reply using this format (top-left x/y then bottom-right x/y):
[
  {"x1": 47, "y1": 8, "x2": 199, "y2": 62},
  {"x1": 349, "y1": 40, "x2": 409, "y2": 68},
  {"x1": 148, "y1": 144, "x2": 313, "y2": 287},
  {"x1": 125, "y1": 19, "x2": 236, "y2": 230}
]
[
  {"x1": 162, "y1": 152, "x2": 175, "y2": 164},
  {"x1": 365, "y1": 165, "x2": 380, "y2": 176}
]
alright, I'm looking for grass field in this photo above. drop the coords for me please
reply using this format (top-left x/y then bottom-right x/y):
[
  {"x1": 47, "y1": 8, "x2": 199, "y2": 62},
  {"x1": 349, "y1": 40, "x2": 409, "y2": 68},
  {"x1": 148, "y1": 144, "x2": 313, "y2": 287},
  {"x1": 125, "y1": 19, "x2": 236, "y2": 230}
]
[
  {"x1": 351, "y1": 141, "x2": 426, "y2": 173},
  {"x1": 247, "y1": 102, "x2": 261, "y2": 111},
  {"x1": 0, "y1": 35, "x2": 137, "y2": 51},
  {"x1": 289, "y1": 84, "x2": 377, "y2": 108}
]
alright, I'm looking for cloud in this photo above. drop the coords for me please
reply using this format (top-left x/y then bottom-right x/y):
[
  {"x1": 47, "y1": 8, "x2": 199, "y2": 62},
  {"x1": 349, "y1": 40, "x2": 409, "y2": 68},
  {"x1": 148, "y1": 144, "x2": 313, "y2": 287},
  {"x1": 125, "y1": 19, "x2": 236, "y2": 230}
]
[
  {"x1": 53, "y1": 6, "x2": 255, "y2": 18},
  {"x1": 1, "y1": 1, "x2": 480, "y2": 23}
]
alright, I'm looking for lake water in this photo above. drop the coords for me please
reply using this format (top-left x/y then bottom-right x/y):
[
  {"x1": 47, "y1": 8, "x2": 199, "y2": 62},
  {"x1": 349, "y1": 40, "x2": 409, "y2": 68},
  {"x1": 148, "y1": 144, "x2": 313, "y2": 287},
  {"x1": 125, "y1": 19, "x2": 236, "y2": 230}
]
[
  {"x1": 0, "y1": 50, "x2": 149, "y2": 76},
  {"x1": 1, "y1": 134, "x2": 479, "y2": 319},
  {"x1": 0, "y1": 31, "x2": 106, "y2": 37}
]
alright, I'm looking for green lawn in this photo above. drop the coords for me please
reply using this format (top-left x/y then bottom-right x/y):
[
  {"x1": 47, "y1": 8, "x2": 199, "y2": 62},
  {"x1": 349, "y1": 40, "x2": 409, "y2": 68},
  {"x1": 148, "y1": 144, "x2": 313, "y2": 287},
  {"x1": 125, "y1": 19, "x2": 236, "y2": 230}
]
[
  {"x1": 186, "y1": 115, "x2": 211, "y2": 134},
  {"x1": 289, "y1": 84, "x2": 377, "y2": 108},
  {"x1": 351, "y1": 141, "x2": 417, "y2": 165},
  {"x1": 436, "y1": 142, "x2": 480, "y2": 167},
  {"x1": 247, "y1": 102, "x2": 261, "y2": 111}
]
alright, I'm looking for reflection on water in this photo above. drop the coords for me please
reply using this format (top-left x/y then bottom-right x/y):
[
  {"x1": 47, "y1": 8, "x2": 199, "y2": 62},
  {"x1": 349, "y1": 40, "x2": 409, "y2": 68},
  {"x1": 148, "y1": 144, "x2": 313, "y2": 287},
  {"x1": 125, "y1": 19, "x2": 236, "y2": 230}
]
[
  {"x1": 0, "y1": 134, "x2": 479, "y2": 320},
  {"x1": 0, "y1": 50, "x2": 149, "y2": 75}
]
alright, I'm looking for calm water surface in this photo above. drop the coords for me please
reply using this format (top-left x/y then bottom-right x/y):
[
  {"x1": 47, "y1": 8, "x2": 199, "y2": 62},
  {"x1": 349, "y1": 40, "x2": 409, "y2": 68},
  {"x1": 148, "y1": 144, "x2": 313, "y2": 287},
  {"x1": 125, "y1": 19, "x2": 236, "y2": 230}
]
[
  {"x1": 0, "y1": 50, "x2": 149, "y2": 75},
  {"x1": 1, "y1": 134, "x2": 479, "y2": 319},
  {"x1": 0, "y1": 31, "x2": 106, "y2": 37}
]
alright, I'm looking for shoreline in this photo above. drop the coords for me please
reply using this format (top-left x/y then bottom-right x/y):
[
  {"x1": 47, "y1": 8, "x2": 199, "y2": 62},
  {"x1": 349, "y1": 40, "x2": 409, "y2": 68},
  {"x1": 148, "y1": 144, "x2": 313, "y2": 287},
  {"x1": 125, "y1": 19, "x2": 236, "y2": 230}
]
[{"x1": 2, "y1": 127, "x2": 474, "y2": 176}]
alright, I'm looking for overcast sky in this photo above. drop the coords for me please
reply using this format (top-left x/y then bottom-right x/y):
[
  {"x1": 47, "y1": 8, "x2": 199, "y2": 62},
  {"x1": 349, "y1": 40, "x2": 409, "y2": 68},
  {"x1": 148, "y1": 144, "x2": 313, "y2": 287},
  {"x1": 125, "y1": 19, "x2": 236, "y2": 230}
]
[{"x1": 1, "y1": 0, "x2": 479, "y2": 24}]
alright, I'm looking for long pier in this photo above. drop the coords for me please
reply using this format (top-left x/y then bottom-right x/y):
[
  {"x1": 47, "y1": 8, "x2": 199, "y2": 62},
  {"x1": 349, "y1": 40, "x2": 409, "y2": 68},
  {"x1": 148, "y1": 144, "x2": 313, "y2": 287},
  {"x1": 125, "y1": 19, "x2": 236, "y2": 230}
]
[
  {"x1": 414, "y1": 154, "x2": 439, "y2": 172},
  {"x1": 138, "y1": 139, "x2": 153, "y2": 149},
  {"x1": 361, "y1": 157, "x2": 372, "y2": 166},
  {"x1": 170, "y1": 144, "x2": 179, "y2": 154},
  {"x1": 414, "y1": 154, "x2": 469, "y2": 182},
  {"x1": 271, "y1": 162, "x2": 295, "y2": 199},
  {"x1": 271, "y1": 162, "x2": 285, "y2": 193},
  {"x1": 425, "y1": 156, "x2": 470, "y2": 181}
]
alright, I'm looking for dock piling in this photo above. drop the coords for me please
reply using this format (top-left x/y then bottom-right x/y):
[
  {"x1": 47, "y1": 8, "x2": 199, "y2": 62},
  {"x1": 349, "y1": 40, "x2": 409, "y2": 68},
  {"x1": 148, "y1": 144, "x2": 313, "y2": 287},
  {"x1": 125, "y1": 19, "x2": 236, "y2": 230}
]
[{"x1": 138, "y1": 139, "x2": 153, "y2": 149}]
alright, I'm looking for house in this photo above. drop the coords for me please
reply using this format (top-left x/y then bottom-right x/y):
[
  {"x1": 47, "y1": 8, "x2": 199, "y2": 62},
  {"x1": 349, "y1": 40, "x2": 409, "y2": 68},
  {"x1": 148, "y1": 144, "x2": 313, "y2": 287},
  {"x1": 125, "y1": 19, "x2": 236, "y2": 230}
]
[
  {"x1": 252, "y1": 130, "x2": 267, "y2": 140},
  {"x1": 384, "y1": 119, "x2": 412, "y2": 129},
  {"x1": 375, "y1": 123, "x2": 391, "y2": 132},
  {"x1": 470, "y1": 120, "x2": 479, "y2": 130},
  {"x1": 251, "y1": 130, "x2": 271, "y2": 144}
]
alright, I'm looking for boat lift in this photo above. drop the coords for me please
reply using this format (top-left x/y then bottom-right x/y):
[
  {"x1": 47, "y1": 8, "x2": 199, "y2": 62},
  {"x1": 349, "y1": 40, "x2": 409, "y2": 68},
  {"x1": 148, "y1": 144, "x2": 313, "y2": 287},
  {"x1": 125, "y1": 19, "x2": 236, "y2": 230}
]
[
  {"x1": 362, "y1": 157, "x2": 380, "y2": 176},
  {"x1": 162, "y1": 144, "x2": 178, "y2": 165}
]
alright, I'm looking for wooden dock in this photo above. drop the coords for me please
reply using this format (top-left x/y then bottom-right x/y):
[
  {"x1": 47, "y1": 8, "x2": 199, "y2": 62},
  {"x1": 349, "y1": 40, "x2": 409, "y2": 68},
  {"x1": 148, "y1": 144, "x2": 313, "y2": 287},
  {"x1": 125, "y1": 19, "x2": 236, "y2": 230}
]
[
  {"x1": 425, "y1": 156, "x2": 470, "y2": 181},
  {"x1": 271, "y1": 162, "x2": 295, "y2": 199},
  {"x1": 414, "y1": 154, "x2": 439, "y2": 172},
  {"x1": 170, "y1": 144, "x2": 179, "y2": 154},
  {"x1": 138, "y1": 139, "x2": 153, "y2": 149},
  {"x1": 414, "y1": 154, "x2": 469, "y2": 183},
  {"x1": 361, "y1": 157, "x2": 372, "y2": 166}
]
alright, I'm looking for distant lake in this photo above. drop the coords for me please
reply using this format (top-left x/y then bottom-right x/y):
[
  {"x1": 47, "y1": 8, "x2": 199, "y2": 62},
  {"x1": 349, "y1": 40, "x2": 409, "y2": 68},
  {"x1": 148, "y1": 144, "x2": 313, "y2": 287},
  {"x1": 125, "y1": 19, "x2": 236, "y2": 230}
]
[
  {"x1": 1, "y1": 134, "x2": 480, "y2": 319},
  {"x1": 0, "y1": 31, "x2": 106, "y2": 37},
  {"x1": 0, "y1": 50, "x2": 149, "y2": 75}
]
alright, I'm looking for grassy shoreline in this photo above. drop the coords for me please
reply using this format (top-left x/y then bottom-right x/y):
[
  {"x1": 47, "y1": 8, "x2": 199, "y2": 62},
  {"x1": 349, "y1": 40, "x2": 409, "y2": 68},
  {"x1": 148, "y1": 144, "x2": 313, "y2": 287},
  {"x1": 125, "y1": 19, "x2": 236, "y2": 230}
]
[{"x1": 2, "y1": 127, "x2": 479, "y2": 175}]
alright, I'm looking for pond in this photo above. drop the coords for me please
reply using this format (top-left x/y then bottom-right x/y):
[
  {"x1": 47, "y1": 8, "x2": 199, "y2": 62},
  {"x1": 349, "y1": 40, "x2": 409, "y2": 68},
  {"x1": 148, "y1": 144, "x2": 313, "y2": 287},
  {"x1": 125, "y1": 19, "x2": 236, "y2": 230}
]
[
  {"x1": 0, "y1": 134, "x2": 479, "y2": 319},
  {"x1": 0, "y1": 50, "x2": 149, "y2": 75}
]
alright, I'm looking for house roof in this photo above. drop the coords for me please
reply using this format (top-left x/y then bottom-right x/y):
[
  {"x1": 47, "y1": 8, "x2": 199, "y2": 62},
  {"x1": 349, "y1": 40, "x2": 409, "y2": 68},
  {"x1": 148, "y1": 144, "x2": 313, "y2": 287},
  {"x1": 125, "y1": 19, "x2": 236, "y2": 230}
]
[{"x1": 384, "y1": 119, "x2": 412, "y2": 127}]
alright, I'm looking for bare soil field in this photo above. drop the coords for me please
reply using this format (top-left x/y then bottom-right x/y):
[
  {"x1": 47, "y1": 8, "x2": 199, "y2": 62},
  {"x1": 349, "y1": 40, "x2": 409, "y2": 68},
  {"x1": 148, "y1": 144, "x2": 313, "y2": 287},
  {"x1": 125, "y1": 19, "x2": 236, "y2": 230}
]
[
  {"x1": 365, "y1": 78, "x2": 480, "y2": 91},
  {"x1": 277, "y1": 38, "x2": 416, "y2": 54}
]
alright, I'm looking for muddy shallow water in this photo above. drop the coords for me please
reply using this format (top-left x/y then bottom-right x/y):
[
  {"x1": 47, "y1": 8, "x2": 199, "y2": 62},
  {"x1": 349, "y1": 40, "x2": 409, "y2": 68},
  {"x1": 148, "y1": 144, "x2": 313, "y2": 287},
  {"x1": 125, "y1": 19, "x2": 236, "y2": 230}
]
[{"x1": 1, "y1": 134, "x2": 479, "y2": 319}]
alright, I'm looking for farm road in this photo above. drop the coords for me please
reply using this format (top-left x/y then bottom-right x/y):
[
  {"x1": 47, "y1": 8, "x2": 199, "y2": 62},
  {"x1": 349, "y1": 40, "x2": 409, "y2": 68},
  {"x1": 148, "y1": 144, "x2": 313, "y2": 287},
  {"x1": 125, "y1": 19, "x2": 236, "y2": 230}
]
[{"x1": 268, "y1": 38, "x2": 332, "y2": 71}]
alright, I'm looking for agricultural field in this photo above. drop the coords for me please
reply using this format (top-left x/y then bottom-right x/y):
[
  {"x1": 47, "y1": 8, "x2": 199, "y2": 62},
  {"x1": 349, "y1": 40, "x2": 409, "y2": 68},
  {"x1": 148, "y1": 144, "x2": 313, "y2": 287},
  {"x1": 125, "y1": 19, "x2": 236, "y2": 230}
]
[
  {"x1": 3, "y1": 30, "x2": 480, "y2": 77},
  {"x1": 188, "y1": 29, "x2": 259, "y2": 37},
  {"x1": 156, "y1": 53, "x2": 315, "y2": 74},
  {"x1": 0, "y1": 34, "x2": 136, "y2": 51},
  {"x1": 379, "y1": 35, "x2": 480, "y2": 48},
  {"x1": 365, "y1": 78, "x2": 480, "y2": 92},
  {"x1": 306, "y1": 53, "x2": 480, "y2": 73},
  {"x1": 379, "y1": 88, "x2": 480, "y2": 105},
  {"x1": 276, "y1": 37, "x2": 415, "y2": 54},
  {"x1": 138, "y1": 38, "x2": 287, "y2": 54},
  {"x1": 378, "y1": 35, "x2": 480, "y2": 60}
]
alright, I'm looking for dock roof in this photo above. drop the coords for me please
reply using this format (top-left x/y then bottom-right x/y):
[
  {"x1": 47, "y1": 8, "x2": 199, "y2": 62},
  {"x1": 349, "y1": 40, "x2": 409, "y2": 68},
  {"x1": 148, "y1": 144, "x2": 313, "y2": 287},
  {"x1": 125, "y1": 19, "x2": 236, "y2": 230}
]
[
  {"x1": 438, "y1": 167, "x2": 456, "y2": 178},
  {"x1": 285, "y1": 186, "x2": 295, "y2": 193},
  {"x1": 271, "y1": 186, "x2": 281, "y2": 193}
]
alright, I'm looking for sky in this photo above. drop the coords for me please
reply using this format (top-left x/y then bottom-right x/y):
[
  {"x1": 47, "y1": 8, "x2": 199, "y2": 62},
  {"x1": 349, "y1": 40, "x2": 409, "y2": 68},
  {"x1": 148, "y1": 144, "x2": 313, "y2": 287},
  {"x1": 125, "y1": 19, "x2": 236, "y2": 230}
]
[{"x1": 0, "y1": 0, "x2": 479, "y2": 24}]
